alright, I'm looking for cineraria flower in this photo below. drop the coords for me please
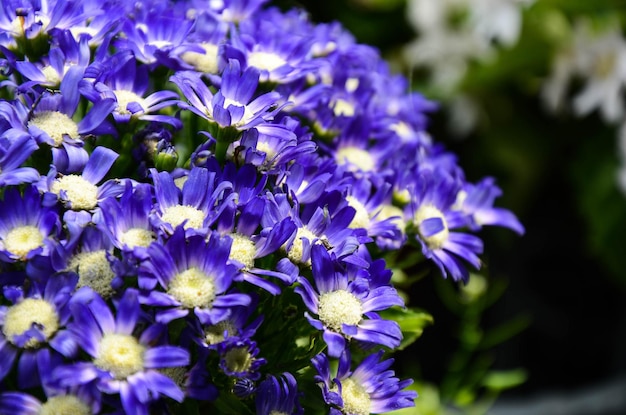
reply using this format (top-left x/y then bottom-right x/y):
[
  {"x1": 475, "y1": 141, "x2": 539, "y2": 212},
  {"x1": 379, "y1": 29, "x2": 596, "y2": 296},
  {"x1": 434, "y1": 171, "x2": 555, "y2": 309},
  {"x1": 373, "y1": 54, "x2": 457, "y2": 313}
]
[
  {"x1": 295, "y1": 245, "x2": 404, "y2": 357},
  {"x1": 0, "y1": 272, "x2": 77, "y2": 389},
  {"x1": 455, "y1": 177, "x2": 525, "y2": 235},
  {"x1": 312, "y1": 350, "x2": 417, "y2": 415},
  {"x1": 171, "y1": 59, "x2": 281, "y2": 131},
  {"x1": 114, "y1": 11, "x2": 196, "y2": 68},
  {"x1": 80, "y1": 51, "x2": 181, "y2": 127},
  {"x1": 40, "y1": 146, "x2": 124, "y2": 212},
  {"x1": 256, "y1": 372, "x2": 303, "y2": 415},
  {"x1": 53, "y1": 288, "x2": 189, "y2": 415},
  {"x1": 217, "y1": 337, "x2": 266, "y2": 381},
  {"x1": 13, "y1": 29, "x2": 90, "y2": 91},
  {"x1": 97, "y1": 182, "x2": 156, "y2": 258},
  {"x1": 407, "y1": 169, "x2": 484, "y2": 282},
  {"x1": 150, "y1": 166, "x2": 233, "y2": 236},
  {"x1": 0, "y1": 388, "x2": 98, "y2": 415},
  {"x1": 138, "y1": 227, "x2": 251, "y2": 325},
  {"x1": 0, "y1": 185, "x2": 60, "y2": 263}
]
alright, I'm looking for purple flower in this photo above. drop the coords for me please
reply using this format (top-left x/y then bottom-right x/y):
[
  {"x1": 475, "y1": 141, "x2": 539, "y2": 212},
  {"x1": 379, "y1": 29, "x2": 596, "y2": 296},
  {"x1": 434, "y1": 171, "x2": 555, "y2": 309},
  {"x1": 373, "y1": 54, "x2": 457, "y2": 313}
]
[
  {"x1": 171, "y1": 59, "x2": 281, "y2": 130},
  {"x1": 255, "y1": 372, "x2": 303, "y2": 415},
  {"x1": 53, "y1": 288, "x2": 189, "y2": 415},
  {"x1": 0, "y1": 185, "x2": 60, "y2": 263},
  {"x1": 312, "y1": 350, "x2": 417, "y2": 414},
  {"x1": 0, "y1": 273, "x2": 77, "y2": 389},
  {"x1": 407, "y1": 169, "x2": 484, "y2": 282},
  {"x1": 39, "y1": 146, "x2": 124, "y2": 212},
  {"x1": 138, "y1": 227, "x2": 251, "y2": 325},
  {"x1": 295, "y1": 245, "x2": 404, "y2": 357},
  {"x1": 218, "y1": 337, "x2": 266, "y2": 381},
  {"x1": 0, "y1": 135, "x2": 40, "y2": 186}
]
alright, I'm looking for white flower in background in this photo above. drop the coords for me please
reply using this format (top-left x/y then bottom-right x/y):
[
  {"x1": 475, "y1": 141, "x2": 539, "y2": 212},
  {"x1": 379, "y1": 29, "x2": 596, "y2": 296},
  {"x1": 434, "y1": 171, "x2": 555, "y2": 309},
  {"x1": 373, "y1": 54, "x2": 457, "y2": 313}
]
[
  {"x1": 404, "y1": 0, "x2": 533, "y2": 92},
  {"x1": 617, "y1": 122, "x2": 626, "y2": 195},
  {"x1": 542, "y1": 19, "x2": 626, "y2": 124}
]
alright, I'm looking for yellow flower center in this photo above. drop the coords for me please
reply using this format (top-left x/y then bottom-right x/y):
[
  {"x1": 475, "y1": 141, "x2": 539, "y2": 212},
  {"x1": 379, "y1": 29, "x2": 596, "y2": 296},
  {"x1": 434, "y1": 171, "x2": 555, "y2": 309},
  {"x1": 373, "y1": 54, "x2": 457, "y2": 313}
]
[
  {"x1": 205, "y1": 321, "x2": 238, "y2": 345},
  {"x1": 70, "y1": 250, "x2": 116, "y2": 299},
  {"x1": 247, "y1": 51, "x2": 286, "y2": 72},
  {"x1": 39, "y1": 395, "x2": 91, "y2": 415},
  {"x1": 4, "y1": 225, "x2": 44, "y2": 258},
  {"x1": 332, "y1": 99, "x2": 355, "y2": 117},
  {"x1": 113, "y1": 90, "x2": 146, "y2": 115},
  {"x1": 181, "y1": 43, "x2": 219, "y2": 73},
  {"x1": 335, "y1": 146, "x2": 375, "y2": 172},
  {"x1": 285, "y1": 227, "x2": 319, "y2": 264},
  {"x1": 317, "y1": 290, "x2": 362, "y2": 332},
  {"x1": 51, "y1": 175, "x2": 99, "y2": 210},
  {"x1": 28, "y1": 111, "x2": 79, "y2": 147},
  {"x1": 94, "y1": 333, "x2": 145, "y2": 379},
  {"x1": 119, "y1": 228, "x2": 155, "y2": 249},
  {"x1": 414, "y1": 205, "x2": 449, "y2": 250},
  {"x1": 3, "y1": 298, "x2": 59, "y2": 348},
  {"x1": 228, "y1": 233, "x2": 256, "y2": 269},
  {"x1": 223, "y1": 346, "x2": 253, "y2": 374},
  {"x1": 339, "y1": 378, "x2": 371, "y2": 415},
  {"x1": 161, "y1": 205, "x2": 205, "y2": 229},
  {"x1": 168, "y1": 267, "x2": 216, "y2": 309},
  {"x1": 346, "y1": 196, "x2": 370, "y2": 230}
]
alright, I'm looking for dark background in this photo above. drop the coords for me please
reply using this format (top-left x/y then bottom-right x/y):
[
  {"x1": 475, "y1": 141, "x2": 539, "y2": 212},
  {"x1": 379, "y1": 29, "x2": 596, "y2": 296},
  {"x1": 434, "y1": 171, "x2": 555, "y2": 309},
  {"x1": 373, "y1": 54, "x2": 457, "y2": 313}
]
[{"x1": 274, "y1": 0, "x2": 626, "y2": 408}]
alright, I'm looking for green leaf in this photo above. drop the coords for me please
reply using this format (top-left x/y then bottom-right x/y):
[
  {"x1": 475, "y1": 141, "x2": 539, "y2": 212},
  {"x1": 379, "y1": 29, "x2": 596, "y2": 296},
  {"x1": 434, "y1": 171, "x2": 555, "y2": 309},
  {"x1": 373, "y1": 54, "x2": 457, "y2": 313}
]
[
  {"x1": 380, "y1": 307, "x2": 434, "y2": 350},
  {"x1": 482, "y1": 369, "x2": 528, "y2": 391}
]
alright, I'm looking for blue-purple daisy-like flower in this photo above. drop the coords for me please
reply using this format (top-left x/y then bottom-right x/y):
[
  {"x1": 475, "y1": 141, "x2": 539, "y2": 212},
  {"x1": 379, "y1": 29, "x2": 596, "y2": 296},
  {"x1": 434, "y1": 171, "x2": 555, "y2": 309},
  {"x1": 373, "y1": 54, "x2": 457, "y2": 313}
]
[
  {"x1": 39, "y1": 145, "x2": 124, "y2": 212},
  {"x1": 0, "y1": 185, "x2": 60, "y2": 263},
  {"x1": 407, "y1": 169, "x2": 484, "y2": 282},
  {"x1": 255, "y1": 372, "x2": 303, "y2": 415},
  {"x1": 138, "y1": 227, "x2": 251, "y2": 325},
  {"x1": 295, "y1": 245, "x2": 404, "y2": 357},
  {"x1": 52, "y1": 288, "x2": 189, "y2": 415},
  {"x1": 150, "y1": 166, "x2": 233, "y2": 236},
  {"x1": 0, "y1": 272, "x2": 77, "y2": 389},
  {"x1": 172, "y1": 59, "x2": 281, "y2": 130},
  {"x1": 313, "y1": 350, "x2": 417, "y2": 414},
  {"x1": 0, "y1": 134, "x2": 40, "y2": 186}
]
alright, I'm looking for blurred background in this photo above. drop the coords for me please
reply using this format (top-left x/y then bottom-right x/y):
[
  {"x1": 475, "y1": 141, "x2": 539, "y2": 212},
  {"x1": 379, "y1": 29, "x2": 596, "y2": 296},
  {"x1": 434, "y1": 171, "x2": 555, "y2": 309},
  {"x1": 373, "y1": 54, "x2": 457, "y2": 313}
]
[{"x1": 273, "y1": 0, "x2": 626, "y2": 413}]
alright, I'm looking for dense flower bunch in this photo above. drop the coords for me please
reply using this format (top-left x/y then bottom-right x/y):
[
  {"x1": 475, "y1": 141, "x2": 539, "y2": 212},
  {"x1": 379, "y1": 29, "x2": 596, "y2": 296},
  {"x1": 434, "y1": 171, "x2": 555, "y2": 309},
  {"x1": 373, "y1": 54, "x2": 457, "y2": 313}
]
[{"x1": 0, "y1": 0, "x2": 522, "y2": 413}]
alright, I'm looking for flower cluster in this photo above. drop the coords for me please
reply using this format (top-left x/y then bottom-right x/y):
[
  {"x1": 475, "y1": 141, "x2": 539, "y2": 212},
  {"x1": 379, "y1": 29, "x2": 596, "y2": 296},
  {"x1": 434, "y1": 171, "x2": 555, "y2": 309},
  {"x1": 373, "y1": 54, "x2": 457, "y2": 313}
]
[{"x1": 0, "y1": 0, "x2": 522, "y2": 413}]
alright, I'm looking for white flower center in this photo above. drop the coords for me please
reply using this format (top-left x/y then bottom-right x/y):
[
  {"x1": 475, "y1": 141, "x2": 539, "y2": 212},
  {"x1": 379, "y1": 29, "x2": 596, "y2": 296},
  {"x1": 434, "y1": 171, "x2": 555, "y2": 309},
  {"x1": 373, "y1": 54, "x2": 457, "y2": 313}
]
[
  {"x1": 114, "y1": 90, "x2": 146, "y2": 115},
  {"x1": 247, "y1": 51, "x2": 286, "y2": 72},
  {"x1": 393, "y1": 189, "x2": 411, "y2": 205},
  {"x1": 3, "y1": 298, "x2": 59, "y2": 348},
  {"x1": 332, "y1": 99, "x2": 355, "y2": 117},
  {"x1": 285, "y1": 227, "x2": 319, "y2": 264},
  {"x1": 339, "y1": 377, "x2": 371, "y2": 415},
  {"x1": 41, "y1": 65, "x2": 61, "y2": 85},
  {"x1": 174, "y1": 175, "x2": 188, "y2": 190},
  {"x1": 119, "y1": 228, "x2": 155, "y2": 249},
  {"x1": 317, "y1": 290, "x2": 362, "y2": 331},
  {"x1": 377, "y1": 204, "x2": 406, "y2": 232},
  {"x1": 161, "y1": 205, "x2": 205, "y2": 229},
  {"x1": 70, "y1": 250, "x2": 115, "y2": 299},
  {"x1": 94, "y1": 333, "x2": 145, "y2": 379},
  {"x1": 29, "y1": 111, "x2": 79, "y2": 147},
  {"x1": 168, "y1": 267, "x2": 216, "y2": 309},
  {"x1": 256, "y1": 140, "x2": 277, "y2": 161},
  {"x1": 345, "y1": 78, "x2": 359, "y2": 93},
  {"x1": 269, "y1": 412, "x2": 289, "y2": 415},
  {"x1": 335, "y1": 146, "x2": 375, "y2": 172},
  {"x1": 414, "y1": 205, "x2": 449, "y2": 249},
  {"x1": 4, "y1": 225, "x2": 44, "y2": 258},
  {"x1": 346, "y1": 196, "x2": 370, "y2": 230},
  {"x1": 228, "y1": 233, "x2": 256, "y2": 269},
  {"x1": 594, "y1": 52, "x2": 617, "y2": 79},
  {"x1": 39, "y1": 395, "x2": 91, "y2": 415},
  {"x1": 223, "y1": 346, "x2": 253, "y2": 374},
  {"x1": 181, "y1": 43, "x2": 219, "y2": 73},
  {"x1": 223, "y1": 97, "x2": 255, "y2": 126},
  {"x1": 390, "y1": 121, "x2": 413, "y2": 140},
  {"x1": 51, "y1": 175, "x2": 99, "y2": 210},
  {"x1": 205, "y1": 320, "x2": 237, "y2": 345}
]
